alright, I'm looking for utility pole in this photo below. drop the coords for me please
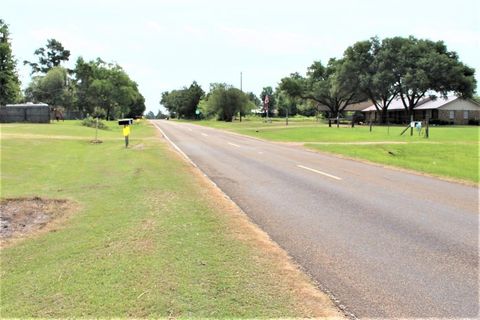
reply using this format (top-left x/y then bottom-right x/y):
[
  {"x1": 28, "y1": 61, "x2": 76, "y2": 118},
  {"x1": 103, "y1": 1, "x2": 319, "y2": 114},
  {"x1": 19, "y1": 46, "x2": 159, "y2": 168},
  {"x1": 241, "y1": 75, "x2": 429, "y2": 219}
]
[{"x1": 240, "y1": 72, "x2": 243, "y2": 122}]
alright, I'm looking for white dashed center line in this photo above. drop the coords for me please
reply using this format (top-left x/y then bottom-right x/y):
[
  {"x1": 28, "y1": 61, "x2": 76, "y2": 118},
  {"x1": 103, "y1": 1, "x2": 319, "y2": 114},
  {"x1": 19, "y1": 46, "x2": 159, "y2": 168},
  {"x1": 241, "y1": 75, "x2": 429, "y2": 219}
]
[
  {"x1": 297, "y1": 164, "x2": 342, "y2": 181},
  {"x1": 228, "y1": 142, "x2": 241, "y2": 148},
  {"x1": 201, "y1": 133, "x2": 208, "y2": 137}
]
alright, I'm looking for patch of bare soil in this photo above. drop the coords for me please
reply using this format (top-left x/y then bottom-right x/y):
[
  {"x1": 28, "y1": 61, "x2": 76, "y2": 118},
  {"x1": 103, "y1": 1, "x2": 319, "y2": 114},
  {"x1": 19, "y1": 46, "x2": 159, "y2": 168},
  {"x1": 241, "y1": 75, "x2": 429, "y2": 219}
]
[{"x1": 0, "y1": 197, "x2": 75, "y2": 248}]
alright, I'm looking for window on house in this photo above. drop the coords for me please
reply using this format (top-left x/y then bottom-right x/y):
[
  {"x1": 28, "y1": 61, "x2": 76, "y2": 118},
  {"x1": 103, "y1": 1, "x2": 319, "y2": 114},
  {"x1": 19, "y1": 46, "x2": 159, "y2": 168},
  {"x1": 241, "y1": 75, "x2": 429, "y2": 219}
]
[
  {"x1": 449, "y1": 111, "x2": 455, "y2": 119},
  {"x1": 464, "y1": 111, "x2": 469, "y2": 119}
]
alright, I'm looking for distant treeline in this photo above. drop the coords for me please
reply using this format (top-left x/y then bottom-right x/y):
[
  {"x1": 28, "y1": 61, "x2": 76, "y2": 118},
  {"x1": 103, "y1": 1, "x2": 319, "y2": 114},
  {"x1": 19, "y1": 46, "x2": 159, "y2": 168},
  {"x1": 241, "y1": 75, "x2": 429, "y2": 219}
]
[{"x1": 159, "y1": 36, "x2": 476, "y2": 122}]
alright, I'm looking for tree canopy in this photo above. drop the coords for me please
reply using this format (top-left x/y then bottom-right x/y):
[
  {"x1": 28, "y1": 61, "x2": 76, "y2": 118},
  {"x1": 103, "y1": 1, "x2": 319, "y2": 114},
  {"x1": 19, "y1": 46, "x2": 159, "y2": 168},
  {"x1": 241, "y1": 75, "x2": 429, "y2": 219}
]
[
  {"x1": 73, "y1": 57, "x2": 145, "y2": 119},
  {"x1": 279, "y1": 59, "x2": 366, "y2": 118},
  {"x1": 25, "y1": 66, "x2": 73, "y2": 109},
  {"x1": 202, "y1": 84, "x2": 253, "y2": 121},
  {"x1": 160, "y1": 81, "x2": 205, "y2": 119},
  {"x1": 24, "y1": 38, "x2": 71, "y2": 74},
  {"x1": 0, "y1": 19, "x2": 22, "y2": 105},
  {"x1": 383, "y1": 36, "x2": 476, "y2": 115},
  {"x1": 340, "y1": 37, "x2": 399, "y2": 123},
  {"x1": 279, "y1": 36, "x2": 476, "y2": 122}
]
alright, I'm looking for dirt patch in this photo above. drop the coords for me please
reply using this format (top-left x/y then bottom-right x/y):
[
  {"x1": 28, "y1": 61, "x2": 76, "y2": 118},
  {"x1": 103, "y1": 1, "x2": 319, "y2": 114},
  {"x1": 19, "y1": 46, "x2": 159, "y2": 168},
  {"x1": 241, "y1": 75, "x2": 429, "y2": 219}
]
[
  {"x1": 131, "y1": 143, "x2": 145, "y2": 150},
  {"x1": 0, "y1": 197, "x2": 76, "y2": 248}
]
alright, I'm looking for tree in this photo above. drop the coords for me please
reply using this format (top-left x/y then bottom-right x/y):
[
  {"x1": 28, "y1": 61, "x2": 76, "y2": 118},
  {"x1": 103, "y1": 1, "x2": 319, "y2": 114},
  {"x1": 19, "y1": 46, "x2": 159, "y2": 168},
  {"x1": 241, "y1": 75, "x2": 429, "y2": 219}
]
[
  {"x1": 279, "y1": 59, "x2": 366, "y2": 120},
  {"x1": 160, "y1": 81, "x2": 204, "y2": 119},
  {"x1": 24, "y1": 38, "x2": 70, "y2": 74},
  {"x1": 25, "y1": 67, "x2": 73, "y2": 109},
  {"x1": 204, "y1": 84, "x2": 252, "y2": 121},
  {"x1": 155, "y1": 109, "x2": 168, "y2": 119},
  {"x1": 385, "y1": 36, "x2": 476, "y2": 118},
  {"x1": 145, "y1": 111, "x2": 155, "y2": 119},
  {"x1": 160, "y1": 90, "x2": 182, "y2": 118},
  {"x1": 73, "y1": 57, "x2": 145, "y2": 119},
  {"x1": 246, "y1": 92, "x2": 261, "y2": 108},
  {"x1": 0, "y1": 19, "x2": 22, "y2": 105},
  {"x1": 275, "y1": 87, "x2": 298, "y2": 117},
  {"x1": 341, "y1": 37, "x2": 399, "y2": 123}
]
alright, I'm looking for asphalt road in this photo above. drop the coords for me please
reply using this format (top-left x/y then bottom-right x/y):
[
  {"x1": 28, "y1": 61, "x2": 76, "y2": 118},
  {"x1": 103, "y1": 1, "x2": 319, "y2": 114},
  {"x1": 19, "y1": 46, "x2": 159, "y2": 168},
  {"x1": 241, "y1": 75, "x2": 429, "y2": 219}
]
[{"x1": 151, "y1": 120, "x2": 479, "y2": 318}]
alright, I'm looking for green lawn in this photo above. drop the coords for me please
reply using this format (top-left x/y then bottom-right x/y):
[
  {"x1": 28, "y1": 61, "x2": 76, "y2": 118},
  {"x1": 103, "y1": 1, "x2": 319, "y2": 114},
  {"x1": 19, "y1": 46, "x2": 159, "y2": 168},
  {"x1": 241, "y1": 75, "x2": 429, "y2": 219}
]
[
  {"x1": 189, "y1": 117, "x2": 479, "y2": 183},
  {"x1": 0, "y1": 121, "x2": 336, "y2": 318}
]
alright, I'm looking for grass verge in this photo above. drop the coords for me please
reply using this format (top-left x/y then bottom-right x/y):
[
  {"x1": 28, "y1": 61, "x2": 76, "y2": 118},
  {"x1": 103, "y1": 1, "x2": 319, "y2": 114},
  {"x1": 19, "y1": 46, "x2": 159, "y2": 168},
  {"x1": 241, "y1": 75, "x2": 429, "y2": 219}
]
[{"x1": 0, "y1": 120, "x2": 340, "y2": 318}]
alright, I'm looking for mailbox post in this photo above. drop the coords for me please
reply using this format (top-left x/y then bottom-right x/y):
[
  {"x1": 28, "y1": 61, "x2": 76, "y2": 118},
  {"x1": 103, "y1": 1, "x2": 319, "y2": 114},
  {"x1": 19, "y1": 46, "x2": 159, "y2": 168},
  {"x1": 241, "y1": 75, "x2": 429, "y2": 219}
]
[{"x1": 118, "y1": 119, "x2": 133, "y2": 148}]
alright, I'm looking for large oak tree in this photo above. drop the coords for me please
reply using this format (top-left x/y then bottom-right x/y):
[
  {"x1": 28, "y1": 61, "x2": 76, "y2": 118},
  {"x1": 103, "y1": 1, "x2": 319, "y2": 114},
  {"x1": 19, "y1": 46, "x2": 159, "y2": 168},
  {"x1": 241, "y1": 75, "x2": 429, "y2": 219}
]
[
  {"x1": 382, "y1": 36, "x2": 476, "y2": 117},
  {"x1": 279, "y1": 58, "x2": 366, "y2": 119}
]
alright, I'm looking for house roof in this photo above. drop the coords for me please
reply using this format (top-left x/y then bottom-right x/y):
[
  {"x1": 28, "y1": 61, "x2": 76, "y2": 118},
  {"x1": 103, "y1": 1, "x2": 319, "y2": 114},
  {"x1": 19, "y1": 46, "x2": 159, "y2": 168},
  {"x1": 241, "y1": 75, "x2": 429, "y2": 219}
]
[
  {"x1": 317, "y1": 100, "x2": 373, "y2": 112},
  {"x1": 345, "y1": 100, "x2": 374, "y2": 111},
  {"x1": 362, "y1": 96, "x2": 463, "y2": 112}
]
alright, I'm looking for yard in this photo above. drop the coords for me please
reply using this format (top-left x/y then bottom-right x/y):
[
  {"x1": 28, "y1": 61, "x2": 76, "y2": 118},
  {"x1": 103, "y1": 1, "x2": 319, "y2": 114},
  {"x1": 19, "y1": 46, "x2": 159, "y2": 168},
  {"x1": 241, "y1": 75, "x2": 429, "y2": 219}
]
[
  {"x1": 0, "y1": 120, "x2": 339, "y2": 318},
  {"x1": 191, "y1": 117, "x2": 479, "y2": 183}
]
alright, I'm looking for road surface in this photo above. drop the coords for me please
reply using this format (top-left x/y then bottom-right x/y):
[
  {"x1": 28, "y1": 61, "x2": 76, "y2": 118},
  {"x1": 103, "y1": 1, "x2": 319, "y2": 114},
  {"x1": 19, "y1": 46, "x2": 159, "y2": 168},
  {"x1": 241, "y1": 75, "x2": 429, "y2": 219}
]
[{"x1": 151, "y1": 120, "x2": 479, "y2": 318}]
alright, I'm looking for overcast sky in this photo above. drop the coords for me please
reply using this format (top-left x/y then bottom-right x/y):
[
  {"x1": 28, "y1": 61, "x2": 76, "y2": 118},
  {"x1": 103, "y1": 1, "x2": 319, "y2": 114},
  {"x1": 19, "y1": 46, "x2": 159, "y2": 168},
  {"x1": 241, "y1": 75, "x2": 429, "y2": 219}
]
[{"x1": 3, "y1": 0, "x2": 479, "y2": 113}]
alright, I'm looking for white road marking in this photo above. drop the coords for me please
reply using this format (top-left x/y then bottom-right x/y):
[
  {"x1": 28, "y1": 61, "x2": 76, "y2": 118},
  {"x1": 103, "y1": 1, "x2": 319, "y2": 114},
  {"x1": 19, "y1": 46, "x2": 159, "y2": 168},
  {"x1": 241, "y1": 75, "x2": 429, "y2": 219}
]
[
  {"x1": 297, "y1": 164, "x2": 342, "y2": 181},
  {"x1": 228, "y1": 142, "x2": 241, "y2": 148},
  {"x1": 187, "y1": 128, "x2": 193, "y2": 132},
  {"x1": 150, "y1": 122, "x2": 197, "y2": 167},
  {"x1": 201, "y1": 133, "x2": 208, "y2": 137},
  {"x1": 258, "y1": 151, "x2": 264, "y2": 154}
]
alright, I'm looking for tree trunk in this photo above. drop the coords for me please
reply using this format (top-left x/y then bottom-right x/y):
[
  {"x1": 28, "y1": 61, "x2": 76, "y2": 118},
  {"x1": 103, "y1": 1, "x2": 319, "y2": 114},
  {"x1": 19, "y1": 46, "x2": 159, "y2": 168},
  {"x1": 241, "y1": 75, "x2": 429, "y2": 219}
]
[{"x1": 381, "y1": 108, "x2": 388, "y2": 124}]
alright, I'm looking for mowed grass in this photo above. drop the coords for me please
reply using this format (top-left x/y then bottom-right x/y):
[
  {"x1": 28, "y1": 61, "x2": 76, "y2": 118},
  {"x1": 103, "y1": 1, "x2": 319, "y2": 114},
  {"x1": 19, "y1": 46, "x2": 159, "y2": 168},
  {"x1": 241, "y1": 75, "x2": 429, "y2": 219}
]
[
  {"x1": 0, "y1": 121, "x2": 333, "y2": 318},
  {"x1": 190, "y1": 118, "x2": 479, "y2": 183}
]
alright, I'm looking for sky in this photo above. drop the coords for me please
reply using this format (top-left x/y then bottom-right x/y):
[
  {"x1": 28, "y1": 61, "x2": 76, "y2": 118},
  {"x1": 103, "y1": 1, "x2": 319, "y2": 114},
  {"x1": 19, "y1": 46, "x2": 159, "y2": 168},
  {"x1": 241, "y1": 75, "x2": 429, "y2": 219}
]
[{"x1": 3, "y1": 0, "x2": 480, "y2": 113}]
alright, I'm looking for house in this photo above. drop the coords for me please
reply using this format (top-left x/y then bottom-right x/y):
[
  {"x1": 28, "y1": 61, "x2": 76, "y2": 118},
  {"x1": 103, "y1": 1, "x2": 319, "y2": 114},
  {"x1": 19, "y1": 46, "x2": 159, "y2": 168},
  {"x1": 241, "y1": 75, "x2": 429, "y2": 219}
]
[
  {"x1": 0, "y1": 103, "x2": 50, "y2": 123},
  {"x1": 362, "y1": 96, "x2": 480, "y2": 125},
  {"x1": 316, "y1": 100, "x2": 373, "y2": 123}
]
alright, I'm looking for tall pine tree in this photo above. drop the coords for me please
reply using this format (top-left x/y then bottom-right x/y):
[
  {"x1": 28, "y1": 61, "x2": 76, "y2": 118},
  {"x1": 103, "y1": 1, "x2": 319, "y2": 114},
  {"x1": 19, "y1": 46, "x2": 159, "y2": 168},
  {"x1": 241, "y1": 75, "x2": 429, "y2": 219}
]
[{"x1": 0, "y1": 19, "x2": 22, "y2": 105}]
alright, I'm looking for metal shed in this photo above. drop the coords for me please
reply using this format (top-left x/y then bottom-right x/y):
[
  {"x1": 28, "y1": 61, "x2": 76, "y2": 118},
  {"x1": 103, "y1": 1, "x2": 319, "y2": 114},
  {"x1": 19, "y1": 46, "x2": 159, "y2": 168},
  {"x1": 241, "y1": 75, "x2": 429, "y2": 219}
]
[{"x1": 0, "y1": 103, "x2": 50, "y2": 123}]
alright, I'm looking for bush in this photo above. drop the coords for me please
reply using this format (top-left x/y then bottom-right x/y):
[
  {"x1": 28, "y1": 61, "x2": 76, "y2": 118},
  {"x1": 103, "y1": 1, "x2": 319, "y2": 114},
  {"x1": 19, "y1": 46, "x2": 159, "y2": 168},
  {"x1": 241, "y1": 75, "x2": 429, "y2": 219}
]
[
  {"x1": 429, "y1": 119, "x2": 453, "y2": 125},
  {"x1": 81, "y1": 117, "x2": 109, "y2": 130},
  {"x1": 468, "y1": 119, "x2": 479, "y2": 126}
]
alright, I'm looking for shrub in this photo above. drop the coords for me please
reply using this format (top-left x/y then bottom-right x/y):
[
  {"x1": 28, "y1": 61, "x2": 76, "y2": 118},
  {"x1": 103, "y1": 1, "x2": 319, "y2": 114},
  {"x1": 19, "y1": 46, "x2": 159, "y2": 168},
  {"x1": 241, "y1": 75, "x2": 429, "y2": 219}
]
[
  {"x1": 81, "y1": 117, "x2": 109, "y2": 130},
  {"x1": 468, "y1": 119, "x2": 479, "y2": 126},
  {"x1": 429, "y1": 119, "x2": 453, "y2": 125}
]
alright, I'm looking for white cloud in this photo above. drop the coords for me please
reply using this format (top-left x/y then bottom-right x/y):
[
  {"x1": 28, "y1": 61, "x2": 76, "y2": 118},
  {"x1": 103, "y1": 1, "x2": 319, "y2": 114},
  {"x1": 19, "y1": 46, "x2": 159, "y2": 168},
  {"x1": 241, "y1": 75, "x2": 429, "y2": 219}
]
[
  {"x1": 219, "y1": 26, "x2": 341, "y2": 56},
  {"x1": 183, "y1": 25, "x2": 207, "y2": 40},
  {"x1": 145, "y1": 21, "x2": 165, "y2": 34}
]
